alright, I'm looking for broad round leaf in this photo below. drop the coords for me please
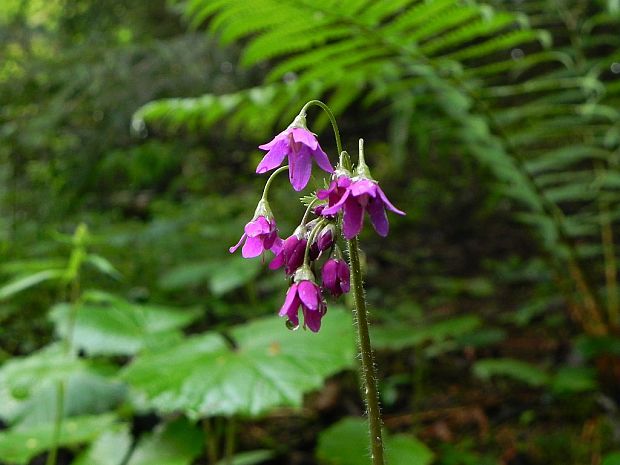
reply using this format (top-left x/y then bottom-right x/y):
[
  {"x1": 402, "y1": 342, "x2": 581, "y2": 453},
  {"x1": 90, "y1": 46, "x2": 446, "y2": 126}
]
[
  {"x1": 50, "y1": 296, "x2": 201, "y2": 356},
  {"x1": 122, "y1": 310, "x2": 355, "y2": 417},
  {"x1": 126, "y1": 417, "x2": 203, "y2": 465},
  {"x1": 0, "y1": 414, "x2": 116, "y2": 465}
]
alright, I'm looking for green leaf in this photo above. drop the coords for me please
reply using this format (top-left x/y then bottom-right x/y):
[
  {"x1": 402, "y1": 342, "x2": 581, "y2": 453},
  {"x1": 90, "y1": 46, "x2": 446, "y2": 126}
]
[
  {"x1": 159, "y1": 257, "x2": 262, "y2": 296},
  {"x1": 0, "y1": 345, "x2": 125, "y2": 426},
  {"x1": 123, "y1": 310, "x2": 355, "y2": 417},
  {"x1": 551, "y1": 367, "x2": 598, "y2": 394},
  {"x1": 126, "y1": 417, "x2": 203, "y2": 465},
  {"x1": 0, "y1": 414, "x2": 116, "y2": 465},
  {"x1": 214, "y1": 450, "x2": 274, "y2": 465},
  {"x1": 575, "y1": 335, "x2": 620, "y2": 359},
  {"x1": 8, "y1": 370, "x2": 126, "y2": 427},
  {"x1": 603, "y1": 452, "x2": 620, "y2": 465},
  {"x1": 85, "y1": 254, "x2": 122, "y2": 280},
  {"x1": 372, "y1": 315, "x2": 482, "y2": 351},
  {"x1": 50, "y1": 294, "x2": 200, "y2": 356},
  {"x1": 72, "y1": 427, "x2": 132, "y2": 465},
  {"x1": 0, "y1": 345, "x2": 85, "y2": 401},
  {"x1": 0, "y1": 269, "x2": 64, "y2": 300},
  {"x1": 208, "y1": 257, "x2": 262, "y2": 296},
  {"x1": 473, "y1": 358, "x2": 551, "y2": 387},
  {"x1": 316, "y1": 417, "x2": 433, "y2": 465}
]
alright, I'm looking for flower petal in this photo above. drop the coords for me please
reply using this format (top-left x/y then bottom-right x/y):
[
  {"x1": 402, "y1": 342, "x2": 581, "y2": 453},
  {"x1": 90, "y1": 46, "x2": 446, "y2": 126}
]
[
  {"x1": 289, "y1": 147, "x2": 312, "y2": 191},
  {"x1": 244, "y1": 216, "x2": 271, "y2": 237},
  {"x1": 303, "y1": 307, "x2": 322, "y2": 332},
  {"x1": 338, "y1": 261, "x2": 350, "y2": 293},
  {"x1": 350, "y1": 179, "x2": 377, "y2": 197},
  {"x1": 322, "y1": 189, "x2": 350, "y2": 215},
  {"x1": 270, "y1": 237, "x2": 283, "y2": 255},
  {"x1": 258, "y1": 129, "x2": 288, "y2": 150},
  {"x1": 256, "y1": 139, "x2": 288, "y2": 174},
  {"x1": 368, "y1": 198, "x2": 389, "y2": 237},
  {"x1": 229, "y1": 233, "x2": 246, "y2": 254},
  {"x1": 269, "y1": 251, "x2": 285, "y2": 270},
  {"x1": 241, "y1": 236, "x2": 264, "y2": 258},
  {"x1": 279, "y1": 284, "x2": 300, "y2": 324},
  {"x1": 298, "y1": 280, "x2": 319, "y2": 311},
  {"x1": 321, "y1": 259, "x2": 338, "y2": 291},
  {"x1": 377, "y1": 186, "x2": 406, "y2": 215},
  {"x1": 291, "y1": 127, "x2": 318, "y2": 150},
  {"x1": 312, "y1": 146, "x2": 334, "y2": 173},
  {"x1": 343, "y1": 198, "x2": 364, "y2": 239},
  {"x1": 262, "y1": 230, "x2": 279, "y2": 251},
  {"x1": 317, "y1": 180, "x2": 336, "y2": 200}
]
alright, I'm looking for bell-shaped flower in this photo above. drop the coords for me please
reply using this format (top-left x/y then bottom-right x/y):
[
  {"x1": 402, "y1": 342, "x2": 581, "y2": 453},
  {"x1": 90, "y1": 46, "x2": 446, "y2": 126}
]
[
  {"x1": 318, "y1": 175, "x2": 405, "y2": 239},
  {"x1": 229, "y1": 200, "x2": 282, "y2": 258},
  {"x1": 256, "y1": 115, "x2": 333, "y2": 191},
  {"x1": 309, "y1": 222, "x2": 336, "y2": 259},
  {"x1": 269, "y1": 228, "x2": 307, "y2": 275},
  {"x1": 279, "y1": 266, "x2": 327, "y2": 332},
  {"x1": 321, "y1": 258, "x2": 350, "y2": 297}
]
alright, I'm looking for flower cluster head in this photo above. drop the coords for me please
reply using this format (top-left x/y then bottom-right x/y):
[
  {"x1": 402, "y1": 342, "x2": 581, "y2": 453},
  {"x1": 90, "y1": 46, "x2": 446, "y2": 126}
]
[
  {"x1": 256, "y1": 114, "x2": 333, "y2": 191},
  {"x1": 230, "y1": 104, "x2": 405, "y2": 332}
]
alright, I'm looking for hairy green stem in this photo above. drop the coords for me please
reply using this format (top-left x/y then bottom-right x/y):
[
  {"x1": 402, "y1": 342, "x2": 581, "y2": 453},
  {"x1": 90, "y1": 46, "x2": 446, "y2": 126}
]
[
  {"x1": 300, "y1": 100, "x2": 343, "y2": 156},
  {"x1": 347, "y1": 236, "x2": 385, "y2": 465}
]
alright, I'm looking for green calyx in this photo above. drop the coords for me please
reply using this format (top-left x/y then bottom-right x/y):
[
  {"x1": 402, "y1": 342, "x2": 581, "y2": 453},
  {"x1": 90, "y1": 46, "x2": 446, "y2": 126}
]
[
  {"x1": 289, "y1": 113, "x2": 308, "y2": 130},
  {"x1": 355, "y1": 138, "x2": 373, "y2": 180},
  {"x1": 293, "y1": 264, "x2": 316, "y2": 283},
  {"x1": 253, "y1": 198, "x2": 273, "y2": 220}
]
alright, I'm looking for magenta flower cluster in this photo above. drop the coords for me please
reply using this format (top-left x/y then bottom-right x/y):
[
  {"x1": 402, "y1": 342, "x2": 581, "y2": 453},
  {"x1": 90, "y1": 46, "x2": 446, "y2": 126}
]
[{"x1": 230, "y1": 113, "x2": 404, "y2": 332}]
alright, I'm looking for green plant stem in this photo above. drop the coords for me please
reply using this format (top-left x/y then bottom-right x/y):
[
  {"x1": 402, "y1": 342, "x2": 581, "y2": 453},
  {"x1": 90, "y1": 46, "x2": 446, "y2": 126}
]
[
  {"x1": 225, "y1": 416, "x2": 235, "y2": 465},
  {"x1": 303, "y1": 219, "x2": 327, "y2": 265},
  {"x1": 48, "y1": 232, "x2": 84, "y2": 465},
  {"x1": 346, "y1": 236, "x2": 385, "y2": 465},
  {"x1": 261, "y1": 165, "x2": 289, "y2": 200},
  {"x1": 202, "y1": 418, "x2": 218, "y2": 465},
  {"x1": 300, "y1": 198, "x2": 320, "y2": 225},
  {"x1": 300, "y1": 100, "x2": 343, "y2": 156}
]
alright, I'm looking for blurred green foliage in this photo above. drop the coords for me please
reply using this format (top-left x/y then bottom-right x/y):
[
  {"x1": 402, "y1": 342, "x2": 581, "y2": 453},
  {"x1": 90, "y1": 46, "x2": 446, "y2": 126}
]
[{"x1": 2, "y1": 0, "x2": 620, "y2": 464}]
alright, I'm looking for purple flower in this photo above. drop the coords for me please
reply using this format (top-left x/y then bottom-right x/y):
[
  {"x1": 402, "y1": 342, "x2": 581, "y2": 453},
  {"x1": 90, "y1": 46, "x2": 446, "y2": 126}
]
[
  {"x1": 310, "y1": 222, "x2": 336, "y2": 259},
  {"x1": 257, "y1": 124, "x2": 334, "y2": 191},
  {"x1": 229, "y1": 215, "x2": 282, "y2": 259},
  {"x1": 279, "y1": 266, "x2": 327, "y2": 332},
  {"x1": 316, "y1": 223, "x2": 336, "y2": 252},
  {"x1": 318, "y1": 176, "x2": 405, "y2": 239},
  {"x1": 321, "y1": 258, "x2": 350, "y2": 297},
  {"x1": 269, "y1": 229, "x2": 307, "y2": 275}
]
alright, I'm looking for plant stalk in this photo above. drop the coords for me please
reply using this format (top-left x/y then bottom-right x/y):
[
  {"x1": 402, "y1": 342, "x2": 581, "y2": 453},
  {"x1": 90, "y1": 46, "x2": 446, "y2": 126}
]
[
  {"x1": 300, "y1": 100, "x2": 343, "y2": 156},
  {"x1": 346, "y1": 236, "x2": 385, "y2": 465}
]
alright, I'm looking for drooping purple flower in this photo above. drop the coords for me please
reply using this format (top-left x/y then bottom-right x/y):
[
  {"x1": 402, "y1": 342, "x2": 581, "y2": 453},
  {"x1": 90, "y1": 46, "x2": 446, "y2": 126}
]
[
  {"x1": 279, "y1": 266, "x2": 327, "y2": 332},
  {"x1": 321, "y1": 258, "x2": 350, "y2": 297},
  {"x1": 310, "y1": 222, "x2": 336, "y2": 259},
  {"x1": 316, "y1": 223, "x2": 336, "y2": 252},
  {"x1": 318, "y1": 176, "x2": 405, "y2": 239},
  {"x1": 257, "y1": 120, "x2": 334, "y2": 191},
  {"x1": 269, "y1": 229, "x2": 307, "y2": 275},
  {"x1": 229, "y1": 200, "x2": 282, "y2": 258}
]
